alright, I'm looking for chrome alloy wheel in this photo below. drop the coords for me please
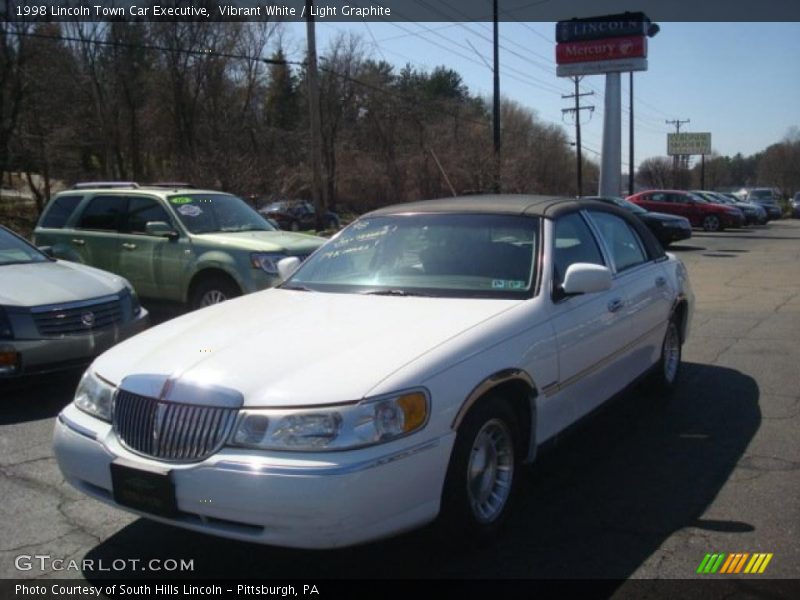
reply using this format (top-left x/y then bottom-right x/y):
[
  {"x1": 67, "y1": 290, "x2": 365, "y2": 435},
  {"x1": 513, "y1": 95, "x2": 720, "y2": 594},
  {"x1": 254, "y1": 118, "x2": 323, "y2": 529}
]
[
  {"x1": 663, "y1": 322, "x2": 681, "y2": 384},
  {"x1": 467, "y1": 418, "x2": 515, "y2": 524},
  {"x1": 200, "y1": 289, "x2": 228, "y2": 306}
]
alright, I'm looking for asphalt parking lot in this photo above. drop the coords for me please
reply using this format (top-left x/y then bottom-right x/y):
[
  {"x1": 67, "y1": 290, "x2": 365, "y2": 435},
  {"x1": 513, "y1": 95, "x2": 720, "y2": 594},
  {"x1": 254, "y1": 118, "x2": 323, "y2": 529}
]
[{"x1": 1, "y1": 219, "x2": 799, "y2": 583}]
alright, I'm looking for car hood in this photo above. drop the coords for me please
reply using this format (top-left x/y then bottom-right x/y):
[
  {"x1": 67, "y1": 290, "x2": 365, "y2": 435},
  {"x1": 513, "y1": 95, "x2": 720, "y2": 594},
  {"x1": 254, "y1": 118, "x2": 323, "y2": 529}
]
[
  {"x1": 93, "y1": 289, "x2": 521, "y2": 407},
  {"x1": 191, "y1": 231, "x2": 324, "y2": 254},
  {"x1": 642, "y1": 211, "x2": 689, "y2": 224},
  {"x1": 0, "y1": 260, "x2": 125, "y2": 307}
]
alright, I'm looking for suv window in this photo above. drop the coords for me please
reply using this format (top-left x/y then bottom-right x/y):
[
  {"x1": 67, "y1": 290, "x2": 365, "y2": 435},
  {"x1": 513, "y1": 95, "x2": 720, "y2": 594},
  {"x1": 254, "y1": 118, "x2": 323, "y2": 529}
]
[
  {"x1": 126, "y1": 197, "x2": 172, "y2": 234},
  {"x1": 553, "y1": 213, "x2": 605, "y2": 287},
  {"x1": 648, "y1": 193, "x2": 667, "y2": 203},
  {"x1": 40, "y1": 195, "x2": 83, "y2": 228},
  {"x1": 588, "y1": 212, "x2": 648, "y2": 272},
  {"x1": 78, "y1": 195, "x2": 126, "y2": 231}
]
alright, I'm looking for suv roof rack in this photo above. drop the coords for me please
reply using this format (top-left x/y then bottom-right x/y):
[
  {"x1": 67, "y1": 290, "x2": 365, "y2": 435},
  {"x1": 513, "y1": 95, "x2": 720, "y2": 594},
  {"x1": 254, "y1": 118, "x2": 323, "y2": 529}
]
[
  {"x1": 146, "y1": 182, "x2": 196, "y2": 189},
  {"x1": 72, "y1": 181, "x2": 140, "y2": 190}
]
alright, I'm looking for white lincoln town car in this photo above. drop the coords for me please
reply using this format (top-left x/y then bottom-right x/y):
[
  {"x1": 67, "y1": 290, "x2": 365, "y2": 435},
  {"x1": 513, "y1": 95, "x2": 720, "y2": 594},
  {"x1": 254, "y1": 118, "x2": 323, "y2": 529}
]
[{"x1": 53, "y1": 195, "x2": 693, "y2": 549}]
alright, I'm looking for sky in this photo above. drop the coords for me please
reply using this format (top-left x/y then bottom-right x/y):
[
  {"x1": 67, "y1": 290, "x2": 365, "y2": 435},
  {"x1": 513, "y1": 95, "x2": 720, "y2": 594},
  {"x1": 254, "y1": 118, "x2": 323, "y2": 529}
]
[{"x1": 281, "y1": 21, "x2": 800, "y2": 172}]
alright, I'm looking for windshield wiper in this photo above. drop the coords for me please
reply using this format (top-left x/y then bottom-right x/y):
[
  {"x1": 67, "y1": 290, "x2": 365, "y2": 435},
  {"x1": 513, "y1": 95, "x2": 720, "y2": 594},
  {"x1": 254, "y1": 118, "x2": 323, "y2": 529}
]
[
  {"x1": 362, "y1": 289, "x2": 430, "y2": 297},
  {"x1": 280, "y1": 284, "x2": 314, "y2": 292}
]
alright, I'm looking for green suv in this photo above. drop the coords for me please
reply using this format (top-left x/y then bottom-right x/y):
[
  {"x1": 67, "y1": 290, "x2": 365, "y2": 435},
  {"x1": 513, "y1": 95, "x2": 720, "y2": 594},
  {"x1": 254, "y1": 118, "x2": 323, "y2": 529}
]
[{"x1": 33, "y1": 184, "x2": 324, "y2": 308}]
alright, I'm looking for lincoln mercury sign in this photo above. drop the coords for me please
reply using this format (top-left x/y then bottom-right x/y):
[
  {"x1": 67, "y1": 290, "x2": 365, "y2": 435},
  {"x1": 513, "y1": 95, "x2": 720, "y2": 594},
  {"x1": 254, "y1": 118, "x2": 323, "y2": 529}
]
[
  {"x1": 555, "y1": 12, "x2": 651, "y2": 78},
  {"x1": 667, "y1": 133, "x2": 712, "y2": 156}
]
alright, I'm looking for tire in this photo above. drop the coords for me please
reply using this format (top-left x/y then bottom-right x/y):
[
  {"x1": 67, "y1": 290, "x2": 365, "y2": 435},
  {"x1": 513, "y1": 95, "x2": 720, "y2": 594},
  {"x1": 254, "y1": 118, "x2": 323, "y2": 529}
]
[
  {"x1": 327, "y1": 217, "x2": 339, "y2": 230},
  {"x1": 289, "y1": 220, "x2": 300, "y2": 232},
  {"x1": 702, "y1": 215, "x2": 722, "y2": 232},
  {"x1": 440, "y1": 396, "x2": 520, "y2": 545},
  {"x1": 648, "y1": 317, "x2": 682, "y2": 395},
  {"x1": 189, "y1": 274, "x2": 241, "y2": 310}
]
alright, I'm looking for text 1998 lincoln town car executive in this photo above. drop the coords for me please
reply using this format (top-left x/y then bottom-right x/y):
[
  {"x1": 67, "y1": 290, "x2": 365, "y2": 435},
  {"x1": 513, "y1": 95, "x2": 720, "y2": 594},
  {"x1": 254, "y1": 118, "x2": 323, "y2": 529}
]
[{"x1": 53, "y1": 195, "x2": 693, "y2": 548}]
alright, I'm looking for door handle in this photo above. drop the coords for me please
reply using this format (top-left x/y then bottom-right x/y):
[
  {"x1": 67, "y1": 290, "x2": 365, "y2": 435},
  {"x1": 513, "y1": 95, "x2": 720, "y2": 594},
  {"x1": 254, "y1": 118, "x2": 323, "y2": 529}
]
[
  {"x1": 607, "y1": 298, "x2": 624, "y2": 313},
  {"x1": 71, "y1": 239, "x2": 85, "y2": 246},
  {"x1": 655, "y1": 276, "x2": 667, "y2": 287},
  {"x1": 122, "y1": 243, "x2": 137, "y2": 250}
]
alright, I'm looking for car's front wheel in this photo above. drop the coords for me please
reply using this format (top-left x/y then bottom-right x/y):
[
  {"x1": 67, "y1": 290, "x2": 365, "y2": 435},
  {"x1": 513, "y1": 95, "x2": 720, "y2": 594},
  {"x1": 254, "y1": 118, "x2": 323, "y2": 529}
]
[
  {"x1": 190, "y1": 275, "x2": 241, "y2": 310},
  {"x1": 702, "y1": 215, "x2": 722, "y2": 232},
  {"x1": 440, "y1": 396, "x2": 520, "y2": 544}
]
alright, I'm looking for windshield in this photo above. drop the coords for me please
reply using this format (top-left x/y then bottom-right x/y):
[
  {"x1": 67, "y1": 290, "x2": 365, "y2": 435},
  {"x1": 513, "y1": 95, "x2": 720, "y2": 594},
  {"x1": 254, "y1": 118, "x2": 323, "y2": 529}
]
[
  {"x1": 593, "y1": 196, "x2": 647, "y2": 215},
  {"x1": 168, "y1": 194, "x2": 276, "y2": 234},
  {"x1": 286, "y1": 214, "x2": 540, "y2": 298},
  {"x1": 749, "y1": 189, "x2": 775, "y2": 201},
  {"x1": 694, "y1": 191, "x2": 725, "y2": 204},
  {"x1": 0, "y1": 228, "x2": 50, "y2": 266}
]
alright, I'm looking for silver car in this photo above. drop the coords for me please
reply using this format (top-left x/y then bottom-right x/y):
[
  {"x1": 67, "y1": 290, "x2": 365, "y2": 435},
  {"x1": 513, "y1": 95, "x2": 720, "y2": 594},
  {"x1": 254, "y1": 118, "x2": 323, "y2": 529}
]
[{"x1": 0, "y1": 225, "x2": 149, "y2": 378}]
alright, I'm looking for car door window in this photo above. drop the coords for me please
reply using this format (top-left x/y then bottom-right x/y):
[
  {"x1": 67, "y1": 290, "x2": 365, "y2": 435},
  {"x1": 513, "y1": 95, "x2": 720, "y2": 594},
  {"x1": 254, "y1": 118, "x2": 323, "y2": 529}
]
[
  {"x1": 126, "y1": 197, "x2": 172, "y2": 234},
  {"x1": 588, "y1": 212, "x2": 648, "y2": 273},
  {"x1": 553, "y1": 213, "x2": 605, "y2": 288},
  {"x1": 77, "y1": 196, "x2": 126, "y2": 231}
]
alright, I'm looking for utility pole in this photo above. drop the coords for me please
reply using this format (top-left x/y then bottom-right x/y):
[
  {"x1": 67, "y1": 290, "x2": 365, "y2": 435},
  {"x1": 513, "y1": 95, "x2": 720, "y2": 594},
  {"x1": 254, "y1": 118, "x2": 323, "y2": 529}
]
[
  {"x1": 562, "y1": 76, "x2": 594, "y2": 196},
  {"x1": 628, "y1": 72, "x2": 634, "y2": 195},
  {"x1": 492, "y1": 0, "x2": 501, "y2": 193},
  {"x1": 666, "y1": 118, "x2": 690, "y2": 186},
  {"x1": 599, "y1": 72, "x2": 621, "y2": 197},
  {"x1": 305, "y1": 0, "x2": 326, "y2": 230}
]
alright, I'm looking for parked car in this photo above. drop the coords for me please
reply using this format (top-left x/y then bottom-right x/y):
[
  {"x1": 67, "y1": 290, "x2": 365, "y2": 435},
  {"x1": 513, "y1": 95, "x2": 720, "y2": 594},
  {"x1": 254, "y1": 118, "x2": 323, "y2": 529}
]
[
  {"x1": 691, "y1": 190, "x2": 767, "y2": 225},
  {"x1": 33, "y1": 184, "x2": 324, "y2": 309},
  {"x1": 627, "y1": 190, "x2": 744, "y2": 232},
  {"x1": 54, "y1": 195, "x2": 693, "y2": 549},
  {"x1": 259, "y1": 200, "x2": 340, "y2": 232},
  {"x1": 745, "y1": 188, "x2": 783, "y2": 220},
  {"x1": 583, "y1": 196, "x2": 692, "y2": 247},
  {"x1": 791, "y1": 192, "x2": 800, "y2": 219},
  {"x1": 0, "y1": 225, "x2": 148, "y2": 379}
]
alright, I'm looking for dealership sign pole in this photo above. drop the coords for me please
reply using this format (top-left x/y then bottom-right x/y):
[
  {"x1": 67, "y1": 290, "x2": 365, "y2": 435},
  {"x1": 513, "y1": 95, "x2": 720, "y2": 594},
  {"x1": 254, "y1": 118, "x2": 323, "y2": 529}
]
[{"x1": 556, "y1": 13, "x2": 658, "y2": 197}]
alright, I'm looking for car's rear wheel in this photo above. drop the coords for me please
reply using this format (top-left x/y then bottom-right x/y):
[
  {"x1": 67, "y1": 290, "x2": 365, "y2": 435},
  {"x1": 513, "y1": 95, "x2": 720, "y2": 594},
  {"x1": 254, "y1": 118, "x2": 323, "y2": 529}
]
[
  {"x1": 190, "y1": 275, "x2": 241, "y2": 310},
  {"x1": 702, "y1": 215, "x2": 722, "y2": 232},
  {"x1": 648, "y1": 317, "x2": 682, "y2": 395},
  {"x1": 289, "y1": 220, "x2": 300, "y2": 232},
  {"x1": 440, "y1": 396, "x2": 519, "y2": 544}
]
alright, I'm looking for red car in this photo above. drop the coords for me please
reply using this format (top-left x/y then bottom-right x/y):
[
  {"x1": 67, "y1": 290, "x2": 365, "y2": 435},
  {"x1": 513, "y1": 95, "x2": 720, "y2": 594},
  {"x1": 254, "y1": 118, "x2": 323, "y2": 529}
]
[{"x1": 627, "y1": 190, "x2": 744, "y2": 232}]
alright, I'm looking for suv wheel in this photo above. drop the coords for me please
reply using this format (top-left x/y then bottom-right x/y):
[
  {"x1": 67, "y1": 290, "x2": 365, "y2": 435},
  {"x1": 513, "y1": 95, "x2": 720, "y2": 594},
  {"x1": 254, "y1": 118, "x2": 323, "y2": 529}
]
[
  {"x1": 289, "y1": 220, "x2": 300, "y2": 232},
  {"x1": 190, "y1": 275, "x2": 241, "y2": 310},
  {"x1": 702, "y1": 215, "x2": 722, "y2": 232},
  {"x1": 440, "y1": 396, "x2": 520, "y2": 544}
]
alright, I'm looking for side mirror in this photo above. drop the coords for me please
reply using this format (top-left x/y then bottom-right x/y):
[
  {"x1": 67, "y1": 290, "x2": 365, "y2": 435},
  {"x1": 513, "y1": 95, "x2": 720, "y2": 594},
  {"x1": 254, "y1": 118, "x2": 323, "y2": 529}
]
[
  {"x1": 145, "y1": 221, "x2": 178, "y2": 240},
  {"x1": 277, "y1": 256, "x2": 301, "y2": 281},
  {"x1": 38, "y1": 245, "x2": 55, "y2": 258},
  {"x1": 562, "y1": 263, "x2": 613, "y2": 295}
]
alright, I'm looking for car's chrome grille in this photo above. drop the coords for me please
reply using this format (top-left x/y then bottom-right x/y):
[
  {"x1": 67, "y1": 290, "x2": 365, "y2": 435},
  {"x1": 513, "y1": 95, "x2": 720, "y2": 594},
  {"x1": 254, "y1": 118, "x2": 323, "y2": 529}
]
[
  {"x1": 32, "y1": 296, "x2": 122, "y2": 336},
  {"x1": 113, "y1": 390, "x2": 237, "y2": 462}
]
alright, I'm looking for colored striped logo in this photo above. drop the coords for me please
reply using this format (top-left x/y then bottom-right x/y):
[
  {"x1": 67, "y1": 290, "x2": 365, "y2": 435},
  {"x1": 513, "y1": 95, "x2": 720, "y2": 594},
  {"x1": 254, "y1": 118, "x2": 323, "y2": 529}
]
[{"x1": 697, "y1": 553, "x2": 773, "y2": 574}]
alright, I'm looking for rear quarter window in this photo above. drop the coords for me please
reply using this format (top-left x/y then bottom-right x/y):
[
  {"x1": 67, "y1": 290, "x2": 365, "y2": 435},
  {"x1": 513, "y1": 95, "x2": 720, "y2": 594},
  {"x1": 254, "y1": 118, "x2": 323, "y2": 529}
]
[{"x1": 39, "y1": 195, "x2": 83, "y2": 229}]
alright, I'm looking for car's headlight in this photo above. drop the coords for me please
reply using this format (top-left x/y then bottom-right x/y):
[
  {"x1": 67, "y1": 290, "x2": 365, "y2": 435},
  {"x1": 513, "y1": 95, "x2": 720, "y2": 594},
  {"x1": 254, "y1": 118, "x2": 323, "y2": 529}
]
[
  {"x1": 250, "y1": 252, "x2": 286, "y2": 275},
  {"x1": 120, "y1": 284, "x2": 142, "y2": 317},
  {"x1": 0, "y1": 306, "x2": 13, "y2": 340},
  {"x1": 229, "y1": 389, "x2": 429, "y2": 451},
  {"x1": 74, "y1": 369, "x2": 115, "y2": 422}
]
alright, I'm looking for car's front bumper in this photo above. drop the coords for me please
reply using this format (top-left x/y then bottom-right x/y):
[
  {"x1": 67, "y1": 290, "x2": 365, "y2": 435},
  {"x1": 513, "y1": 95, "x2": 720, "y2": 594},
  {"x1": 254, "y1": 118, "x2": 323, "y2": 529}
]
[
  {"x1": 721, "y1": 212, "x2": 745, "y2": 228},
  {"x1": 1, "y1": 310, "x2": 149, "y2": 378},
  {"x1": 53, "y1": 403, "x2": 455, "y2": 549},
  {"x1": 658, "y1": 224, "x2": 692, "y2": 243}
]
